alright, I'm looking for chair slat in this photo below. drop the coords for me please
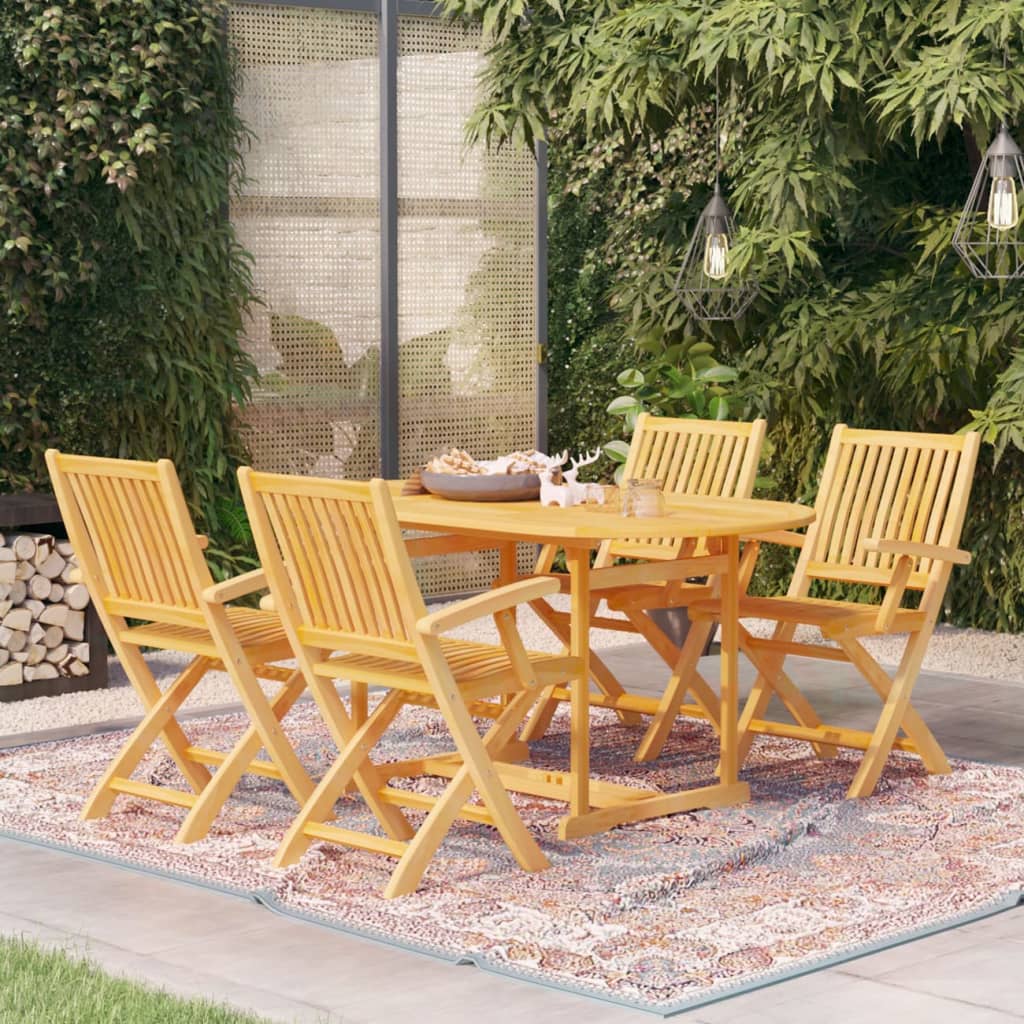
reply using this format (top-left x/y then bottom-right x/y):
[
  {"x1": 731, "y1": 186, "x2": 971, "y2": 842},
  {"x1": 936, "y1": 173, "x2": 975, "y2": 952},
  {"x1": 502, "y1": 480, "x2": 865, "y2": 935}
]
[
  {"x1": 864, "y1": 445, "x2": 907, "y2": 570},
  {"x1": 608, "y1": 416, "x2": 766, "y2": 561},
  {"x1": 839, "y1": 443, "x2": 880, "y2": 564},
  {"x1": 800, "y1": 428, "x2": 973, "y2": 588},
  {"x1": 247, "y1": 476, "x2": 415, "y2": 645}
]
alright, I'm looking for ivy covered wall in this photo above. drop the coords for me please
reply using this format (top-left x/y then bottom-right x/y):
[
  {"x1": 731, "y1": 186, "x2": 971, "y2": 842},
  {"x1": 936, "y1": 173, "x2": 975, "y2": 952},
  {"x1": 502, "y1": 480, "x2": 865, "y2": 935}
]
[{"x1": 0, "y1": 0, "x2": 256, "y2": 566}]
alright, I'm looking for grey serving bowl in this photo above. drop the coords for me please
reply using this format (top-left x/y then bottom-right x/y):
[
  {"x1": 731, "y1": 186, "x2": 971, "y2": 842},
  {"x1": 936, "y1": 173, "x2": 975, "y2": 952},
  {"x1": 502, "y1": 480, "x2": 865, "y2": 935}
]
[{"x1": 420, "y1": 470, "x2": 541, "y2": 502}]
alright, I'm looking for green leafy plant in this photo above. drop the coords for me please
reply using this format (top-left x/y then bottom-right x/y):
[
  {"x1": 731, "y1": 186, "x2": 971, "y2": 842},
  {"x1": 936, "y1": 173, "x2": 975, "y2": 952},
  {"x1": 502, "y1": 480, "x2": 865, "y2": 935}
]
[
  {"x1": 445, "y1": 0, "x2": 1024, "y2": 628},
  {"x1": 0, "y1": 0, "x2": 256, "y2": 559},
  {"x1": 604, "y1": 347, "x2": 738, "y2": 481}
]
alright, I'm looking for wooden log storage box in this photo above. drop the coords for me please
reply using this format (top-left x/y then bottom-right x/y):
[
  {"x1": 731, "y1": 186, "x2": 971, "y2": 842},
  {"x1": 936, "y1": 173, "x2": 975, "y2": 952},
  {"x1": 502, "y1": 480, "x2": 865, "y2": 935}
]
[{"x1": 0, "y1": 493, "x2": 108, "y2": 701}]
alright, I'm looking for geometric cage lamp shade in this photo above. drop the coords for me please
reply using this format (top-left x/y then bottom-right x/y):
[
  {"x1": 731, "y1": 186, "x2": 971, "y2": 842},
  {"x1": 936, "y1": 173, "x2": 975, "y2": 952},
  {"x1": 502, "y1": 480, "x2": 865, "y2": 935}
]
[
  {"x1": 673, "y1": 183, "x2": 760, "y2": 322},
  {"x1": 952, "y1": 123, "x2": 1024, "y2": 280}
]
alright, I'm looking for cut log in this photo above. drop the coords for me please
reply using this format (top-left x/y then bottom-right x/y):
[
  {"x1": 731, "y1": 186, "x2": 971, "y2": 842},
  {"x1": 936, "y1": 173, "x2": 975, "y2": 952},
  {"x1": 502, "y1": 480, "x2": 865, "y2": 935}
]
[
  {"x1": 0, "y1": 547, "x2": 13, "y2": 562},
  {"x1": 2, "y1": 608, "x2": 32, "y2": 632},
  {"x1": 65, "y1": 583, "x2": 90, "y2": 611},
  {"x1": 25, "y1": 663, "x2": 57, "y2": 681},
  {"x1": 58, "y1": 563, "x2": 77, "y2": 584},
  {"x1": 27, "y1": 575, "x2": 52, "y2": 601},
  {"x1": 41, "y1": 626, "x2": 64, "y2": 650},
  {"x1": 0, "y1": 662, "x2": 23, "y2": 686},
  {"x1": 10, "y1": 534, "x2": 47, "y2": 562},
  {"x1": 58, "y1": 656, "x2": 88, "y2": 678},
  {"x1": 71, "y1": 642, "x2": 90, "y2": 663},
  {"x1": 45, "y1": 643, "x2": 69, "y2": 664},
  {"x1": 0, "y1": 627, "x2": 28, "y2": 653},
  {"x1": 47, "y1": 583, "x2": 64, "y2": 603},
  {"x1": 31, "y1": 536, "x2": 56, "y2": 567},
  {"x1": 35, "y1": 552, "x2": 66, "y2": 581},
  {"x1": 0, "y1": 582, "x2": 10, "y2": 600},
  {"x1": 0, "y1": 648, "x2": 7, "y2": 667},
  {"x1": 55, "y1": 540, "x2": 74, "y2": 558},
  {"x1": 38, "y1": 604, "x2": 69, "y2": 628},
  {"x1": 28, "y1": 623, "x2": 45, "y2": 645},
  {"x1": 8, "y1": 580, "x2": 26, "y2": 605},
  {"x1": 14, "y1": 560, "x2": 34, "y2": 581},
  {"x1": 0, "y1": 600, "x2": 10, "y2": 619},
  {"x1": 11, "y1": 651, "x2": 28, "y2": 663},
  {"x1": 25, "y1": 644, "x2": 46, "y2": 666},
  {"x1": 0, "y1": 562, "x2": 14, "y2": 585},
  {"x1": 63, "y1": 610, "x2": 85, "y2": 641},
  {"x1": 23, "y1": 598, "x2": 44, "y2": 618}
]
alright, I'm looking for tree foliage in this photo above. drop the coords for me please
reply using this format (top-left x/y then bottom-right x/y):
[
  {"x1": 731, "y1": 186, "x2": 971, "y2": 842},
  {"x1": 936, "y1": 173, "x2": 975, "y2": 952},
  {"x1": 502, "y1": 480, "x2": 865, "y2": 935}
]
[
  {"x1": 444, "y1": 0, "x2": 1024, "y2": 628},
  {"x1": 0, "y1": 0, "x2": 256, "y2": 572}
]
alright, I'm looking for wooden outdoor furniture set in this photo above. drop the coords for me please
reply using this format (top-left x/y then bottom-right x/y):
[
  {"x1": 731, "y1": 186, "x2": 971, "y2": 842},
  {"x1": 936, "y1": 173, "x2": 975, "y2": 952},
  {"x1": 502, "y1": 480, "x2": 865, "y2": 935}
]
[{"x1": 44, "y1": 417, "x2": 979, "y2": 896}]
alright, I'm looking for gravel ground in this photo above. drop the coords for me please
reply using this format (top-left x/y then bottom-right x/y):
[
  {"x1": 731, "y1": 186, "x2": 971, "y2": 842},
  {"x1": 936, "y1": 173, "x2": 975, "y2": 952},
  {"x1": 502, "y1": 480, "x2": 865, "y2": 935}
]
[{"x1": 1, "y1": 594, "x2": 1020, "y2": 738}]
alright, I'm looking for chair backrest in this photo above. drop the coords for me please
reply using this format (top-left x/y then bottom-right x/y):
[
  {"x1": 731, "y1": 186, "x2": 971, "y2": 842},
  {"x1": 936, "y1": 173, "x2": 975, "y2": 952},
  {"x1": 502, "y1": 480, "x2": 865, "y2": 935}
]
[
  {"x1": 607, "y1": 414, "x2": 767, "y2": 561},
  {"x1": 239, "y1": 469, "x2": 424, "y2": 660},
  {"x1": 792, "y1": 425, "x2": 980, "y2": 595},
  {"x1": 45, "y1": 451, "x2": 213, "y2": 626}
]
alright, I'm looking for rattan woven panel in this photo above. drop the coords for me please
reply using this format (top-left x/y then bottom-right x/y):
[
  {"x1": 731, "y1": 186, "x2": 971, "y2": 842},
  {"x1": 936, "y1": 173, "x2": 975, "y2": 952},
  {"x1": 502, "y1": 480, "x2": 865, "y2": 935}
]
[
  {"x1": 230, "y1": 3, "x2": 381, "y2": 480},
  {"x1": 397, "y1": 16, "x2": 538, "y2": 591}
]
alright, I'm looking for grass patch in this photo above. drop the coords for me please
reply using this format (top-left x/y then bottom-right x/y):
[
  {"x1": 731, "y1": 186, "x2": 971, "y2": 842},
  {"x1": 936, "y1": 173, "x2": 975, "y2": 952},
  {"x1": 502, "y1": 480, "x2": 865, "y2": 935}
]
[{"x1": 0, "y1": 934, "x2": 271, "y2": 1023}]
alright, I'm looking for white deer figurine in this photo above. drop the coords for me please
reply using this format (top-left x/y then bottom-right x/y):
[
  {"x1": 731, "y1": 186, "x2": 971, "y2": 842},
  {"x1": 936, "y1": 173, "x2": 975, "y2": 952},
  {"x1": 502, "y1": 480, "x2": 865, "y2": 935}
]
[{"x1": 539, "y1": 449, "x2": 605, "y2": 507}]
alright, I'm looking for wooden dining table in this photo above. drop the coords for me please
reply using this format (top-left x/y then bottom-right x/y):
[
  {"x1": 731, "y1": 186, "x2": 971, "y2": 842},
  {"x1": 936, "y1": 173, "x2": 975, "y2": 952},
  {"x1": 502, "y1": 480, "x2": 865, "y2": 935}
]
[{"x1": 393, "y1": 491, "x2": 815, "y2": 840}]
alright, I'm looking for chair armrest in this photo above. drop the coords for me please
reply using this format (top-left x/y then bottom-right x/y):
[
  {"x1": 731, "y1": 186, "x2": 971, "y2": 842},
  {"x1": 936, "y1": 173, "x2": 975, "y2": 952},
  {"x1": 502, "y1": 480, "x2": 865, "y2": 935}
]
[
  {"x1": 862, "y1": 538, "x2": 971, "y2": 565},
  {"x1": 202, "y1": 568, "x2": 269, "y2": 606},
  {"x1": 195, "y1": 534, "x2": 209, "y2": 551},
  {"x1": 259, "y1": 593, "x2": 276, "y2": 613},
  {"x1": 417, "y1": 577, "x2": 560, "y2": 636},
  {"x1": 743, "y1": 530, "x2": 806, "y2": 549}
]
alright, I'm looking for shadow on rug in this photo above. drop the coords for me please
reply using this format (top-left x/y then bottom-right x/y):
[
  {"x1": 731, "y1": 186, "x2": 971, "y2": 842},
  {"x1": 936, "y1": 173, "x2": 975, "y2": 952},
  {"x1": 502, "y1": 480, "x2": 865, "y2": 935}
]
[{"x1": 0, "y1": 702, "x2": 1022, "y2": 1016}]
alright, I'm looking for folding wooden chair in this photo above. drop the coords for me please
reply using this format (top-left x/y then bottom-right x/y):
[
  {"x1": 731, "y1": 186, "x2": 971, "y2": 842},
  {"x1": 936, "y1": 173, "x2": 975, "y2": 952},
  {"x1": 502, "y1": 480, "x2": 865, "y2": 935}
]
[
  {"x1": 638, "y1": 426, "x2": 980, "y2": 798},
  {"x1": 238, "y1": 470, "x2": 580, "y2": 898},
  {"x1": 45, "y1": 451, "x2": 316, "y2": 842},
  {"x1": 522, "y1": 414, "x2": 767, "y2": 743}
]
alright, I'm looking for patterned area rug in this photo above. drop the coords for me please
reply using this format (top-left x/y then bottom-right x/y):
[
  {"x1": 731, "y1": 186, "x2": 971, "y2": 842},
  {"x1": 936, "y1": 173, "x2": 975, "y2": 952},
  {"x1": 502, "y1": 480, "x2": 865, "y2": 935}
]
[{"x1": 1, "y1": 702, "x2": 1022, "y2": 1016}]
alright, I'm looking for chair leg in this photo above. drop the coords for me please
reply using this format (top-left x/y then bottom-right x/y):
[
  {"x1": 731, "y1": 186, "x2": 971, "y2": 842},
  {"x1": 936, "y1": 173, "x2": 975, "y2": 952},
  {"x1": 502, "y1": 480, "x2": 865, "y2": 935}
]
[
  {"x1": 519, "y1": 597, "x2": 640, "y2": 742},
  {"x1": 204, "y1": 607, "x2": 314, "y2": 806},
  {"x1": 635, "y1": 618, "x2": 716, "y2": 762},
  {"x1": 274, "y1": 690, "x2": 410, "y2": 868},
  {"x1": 81, "y1": 656, "x2": 212, "y2": 821},
  {"x1": 847, "y1": 631, "x2": 934, "y2": 798},
  {"x1": 426, "y1": 656, "x2": 547, "y2": 868},
  {"x1": 839, "y1": 636, "x2": 950, "y2": 777},
  {"x1": 384, "y1": 684, "x2": 546, "y2": 899},
  {"x1": 737, "y1": 625, "x2": 838, "y2": 760},
  {"x1": 111, "y1": 646, "x2": 212, "y2": 794},
  {"x1": 624, "y1": 609, "x2": 721, "y2": 730},
  {"x1": 175, "y1": 668, "x2": 307, "y2": 844},
  {"x1": 349, "y1": 680, "x2": 368, "y2": 727},
  {"x1": 303, "y1": 674, "x2": 415, "y2": 841}
]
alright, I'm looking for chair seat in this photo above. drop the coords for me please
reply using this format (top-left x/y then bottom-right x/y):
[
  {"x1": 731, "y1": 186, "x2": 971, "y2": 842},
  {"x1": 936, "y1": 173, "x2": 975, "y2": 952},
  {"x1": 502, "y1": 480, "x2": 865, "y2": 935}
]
[
  {"x1": 689, "y1": 594, "x2": 925, "y2": 636},
  {"x1": 314, "y1": 638, "x2": 578, "y2": 697},
  {"x1": 121, "y1": 608, "x2": 290, "y2": 660}
]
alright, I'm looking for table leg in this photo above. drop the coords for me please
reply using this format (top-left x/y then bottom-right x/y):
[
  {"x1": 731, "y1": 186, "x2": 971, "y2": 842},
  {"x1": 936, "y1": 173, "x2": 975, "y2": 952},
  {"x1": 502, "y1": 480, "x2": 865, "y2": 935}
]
[
  {"x1": 719, "y1": 533, "x2": 740, "y2": 786},
  {"x1": 498, "y1": 541, "x2": 518, "y2": 587},
  {"x1": 495, "y1": 540, "x2": 531, "y2": 756},
  {"x1": 562, "y1": 547, "x2": 590, "y2": 831}
]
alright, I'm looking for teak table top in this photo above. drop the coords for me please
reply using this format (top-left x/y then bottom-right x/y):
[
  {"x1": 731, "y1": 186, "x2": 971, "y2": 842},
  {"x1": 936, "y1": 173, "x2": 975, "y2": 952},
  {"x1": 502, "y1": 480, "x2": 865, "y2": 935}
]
[{"x1": 392, "y1": 491, "x2": 814, "y2": 544}]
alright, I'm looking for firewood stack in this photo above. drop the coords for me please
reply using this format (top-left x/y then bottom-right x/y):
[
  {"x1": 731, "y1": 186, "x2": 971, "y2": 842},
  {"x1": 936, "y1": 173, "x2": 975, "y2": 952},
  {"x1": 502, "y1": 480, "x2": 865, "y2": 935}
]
[{"x1": 0, "y1": 532, "x2": 92, "y2": 687}]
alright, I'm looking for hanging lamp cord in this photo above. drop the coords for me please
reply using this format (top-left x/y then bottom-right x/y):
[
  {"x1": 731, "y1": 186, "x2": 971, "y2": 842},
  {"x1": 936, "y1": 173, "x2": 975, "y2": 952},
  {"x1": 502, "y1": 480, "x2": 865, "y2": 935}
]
[{"x1": 714, "y1": 65, "x2": 721, "y2": 187}]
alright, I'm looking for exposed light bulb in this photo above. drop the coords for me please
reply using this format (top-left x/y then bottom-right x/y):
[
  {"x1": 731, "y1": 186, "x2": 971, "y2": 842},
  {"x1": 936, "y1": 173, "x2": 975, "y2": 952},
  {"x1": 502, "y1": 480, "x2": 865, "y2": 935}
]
[
  {"x1": 703, "y1": 233, "x2": 729, "y2": 280},
  {"x1": 988, "y1": 176, "x2": 1019, "y2": 231}
]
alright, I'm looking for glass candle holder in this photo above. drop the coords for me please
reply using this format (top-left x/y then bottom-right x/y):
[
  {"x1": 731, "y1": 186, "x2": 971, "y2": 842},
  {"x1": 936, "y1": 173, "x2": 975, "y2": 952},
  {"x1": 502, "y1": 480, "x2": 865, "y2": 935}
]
[{"x1": 622, "y1": 478, "x2": 665, "y2": 518}]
